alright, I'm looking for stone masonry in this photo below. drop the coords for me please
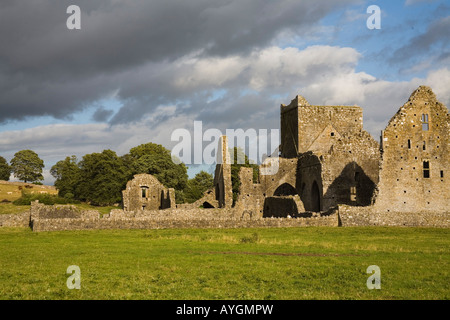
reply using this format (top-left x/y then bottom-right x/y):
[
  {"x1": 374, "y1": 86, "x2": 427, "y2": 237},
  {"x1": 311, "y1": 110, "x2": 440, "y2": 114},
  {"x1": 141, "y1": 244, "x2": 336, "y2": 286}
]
[
  {"x1": 122, "y1": 174, "x2": 175, "y2": 212},
  {"x1": 374, "y1": 86, "x2": 449, "y2": 213}
]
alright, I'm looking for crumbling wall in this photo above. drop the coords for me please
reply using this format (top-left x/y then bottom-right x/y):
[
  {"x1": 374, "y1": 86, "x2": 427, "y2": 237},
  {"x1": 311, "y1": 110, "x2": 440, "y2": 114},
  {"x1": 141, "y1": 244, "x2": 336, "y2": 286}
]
[
  {"x1": 321, "y1": 130, "x2": 380, "y2": 209},
  {"x1": 234, "y1": 167, "x2": 264, "y2": 218},
  {"x1": 263, "y1": 195, "x2": 304, "y2": 218},
  {"x1": 260, "y1": 158, "x2": 298, "y2": 197},
  {"x1": 178, "y1": 188, "x2": 219, "y2": 209},
  {"x1": 214, "y1": 136, "x2": 233, "y2": 208},
  {"x1": 374, "y1": 86, "x2": 449, "y2": 213},
  {"x1": 295, "y1": 130, "x2": 379, "y2": 212}
]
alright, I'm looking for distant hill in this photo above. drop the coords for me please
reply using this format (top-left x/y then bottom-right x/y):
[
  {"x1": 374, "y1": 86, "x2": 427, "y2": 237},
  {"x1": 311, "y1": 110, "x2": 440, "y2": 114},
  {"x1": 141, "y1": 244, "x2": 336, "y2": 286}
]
[{"x1": 0, "y1": 180, "x2": 58, "y2": 202}]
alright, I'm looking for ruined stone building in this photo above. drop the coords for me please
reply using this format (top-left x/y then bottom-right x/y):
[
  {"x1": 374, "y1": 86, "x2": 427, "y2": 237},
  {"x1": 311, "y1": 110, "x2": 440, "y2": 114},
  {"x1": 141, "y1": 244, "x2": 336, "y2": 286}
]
[
  {"x1": 209, "y1": 85, "x2": 448, "y2": 218},
  {"x1": 121, "y1": 85, "x2": 448, "y2": 219},
  {"x1": 122, "y1": 174, "x2": 175, "y2": 211},
  {"x1": 8, "y1": 86, "x2": 446, "y2": 232},
  {"x1": 374, "y1": 86, "x2": 449, "y2": 213}
]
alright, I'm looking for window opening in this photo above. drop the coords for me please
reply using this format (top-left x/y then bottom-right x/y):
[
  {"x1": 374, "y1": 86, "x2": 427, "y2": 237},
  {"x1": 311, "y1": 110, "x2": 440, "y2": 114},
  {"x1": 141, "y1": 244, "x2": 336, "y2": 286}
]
[
  {"x1": 423, "y1": 161, "x2": 430, "y2": 178},
  {"x1": 421, "y1": 114, "x2": 429, "y2": 131}
]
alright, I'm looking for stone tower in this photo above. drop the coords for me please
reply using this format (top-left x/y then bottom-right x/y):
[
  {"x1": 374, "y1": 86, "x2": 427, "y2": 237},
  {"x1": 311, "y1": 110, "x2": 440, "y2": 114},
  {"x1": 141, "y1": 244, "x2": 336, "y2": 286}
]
[{"x1": 280, "y1": 95, "x2": 364, "y2": 157}]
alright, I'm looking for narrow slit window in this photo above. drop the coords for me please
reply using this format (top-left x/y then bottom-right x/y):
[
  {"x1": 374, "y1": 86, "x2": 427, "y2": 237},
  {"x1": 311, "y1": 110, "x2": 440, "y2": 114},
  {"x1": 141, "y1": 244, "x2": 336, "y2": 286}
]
[
  {"x1": 141, "y1": 188, "x2": 147, "y2": 198},
  {"x1": 423, "y1": 141, "x2": 426, "y2": 150},
  {"x1": 421, "y1": 114, "x2": 429, "y2": 131},
  {"x1": 423, "y1": 161, "x2": 430, "y2": 178},
  {"x1": 408, "y1": 139, "x2": 411, "y2": 149},
  {"x1": 441, "y1": 170, "x2": 444, "y2": 178}
]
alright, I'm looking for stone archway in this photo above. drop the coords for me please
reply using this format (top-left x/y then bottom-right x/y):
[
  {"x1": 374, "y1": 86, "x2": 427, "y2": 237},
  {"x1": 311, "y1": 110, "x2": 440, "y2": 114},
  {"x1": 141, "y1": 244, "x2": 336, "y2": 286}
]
[{"x1": 273, "y1": 183, "x2": 297, "y2": 196}]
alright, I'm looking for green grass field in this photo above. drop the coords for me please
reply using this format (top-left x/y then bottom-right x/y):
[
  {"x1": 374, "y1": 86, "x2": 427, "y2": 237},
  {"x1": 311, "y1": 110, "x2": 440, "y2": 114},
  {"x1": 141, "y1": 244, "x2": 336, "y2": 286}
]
[{"x1": 0, "y1": 226, "x2": 448, "y2": 300}]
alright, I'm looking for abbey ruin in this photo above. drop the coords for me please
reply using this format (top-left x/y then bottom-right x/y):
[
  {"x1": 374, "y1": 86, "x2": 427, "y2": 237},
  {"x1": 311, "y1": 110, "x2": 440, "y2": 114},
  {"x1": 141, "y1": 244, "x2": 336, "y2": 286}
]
[
  {"x1": 2, "y1": 85, "x2": 448, "y2": 231},
  {"x1": 203, "y1": 85, "x2": 448, "y2": 219}
]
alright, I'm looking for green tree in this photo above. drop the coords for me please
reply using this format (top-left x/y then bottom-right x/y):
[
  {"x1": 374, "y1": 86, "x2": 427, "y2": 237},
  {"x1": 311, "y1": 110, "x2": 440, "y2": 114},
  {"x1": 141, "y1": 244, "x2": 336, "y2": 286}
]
[
  {"x1": 76, "y1": 150, "x2": 129, "y2": 206},
  {"x1": 0, "y1": 156, "x2": 11, "y2": 181},
  {"x1": 230, "y1": 147, "x2": 259, "y2": 206},
  {"x1": 184, "y1": 170, "x2": 214, "y2": 203},
  {"x1": 50, "y1": 156, "x2": 81, "y2": 198},
  {"x1": 10, "y1": 150, "x2": 44, "y2": 183},
  {"x1": 127, "y1": 142, "x2": 189, "y2": 202}
]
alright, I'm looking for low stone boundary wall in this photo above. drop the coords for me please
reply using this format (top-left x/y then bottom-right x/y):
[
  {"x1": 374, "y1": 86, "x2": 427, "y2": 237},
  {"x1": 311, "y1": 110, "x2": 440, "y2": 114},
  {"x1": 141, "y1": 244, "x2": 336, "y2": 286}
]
[
  {"x1": 2, "y1": 202, "x2": 448, "y2": 232},
  {"x1": 31, "y1": 214, "x2": 338, "y2": 232},
  {"x1": 0, "y1": 212, "x2": 30, "y2": 228},
  {"x1": 29, "y1": 202, "x2": 338, "y2": 232},
  {"x1": 337, "y1": 205, "x2": 450, "y2": 227}
]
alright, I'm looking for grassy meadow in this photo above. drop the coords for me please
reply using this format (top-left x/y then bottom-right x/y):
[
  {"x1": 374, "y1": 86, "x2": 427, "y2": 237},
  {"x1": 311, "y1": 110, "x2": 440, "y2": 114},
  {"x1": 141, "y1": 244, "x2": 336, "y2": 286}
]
[{"x1": 0, "y1": 226, "x2": 448, "y2": 300}]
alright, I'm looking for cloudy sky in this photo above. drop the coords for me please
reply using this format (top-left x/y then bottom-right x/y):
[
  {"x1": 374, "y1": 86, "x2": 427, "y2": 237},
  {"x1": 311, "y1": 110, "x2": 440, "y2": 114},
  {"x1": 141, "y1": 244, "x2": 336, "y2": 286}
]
[{"x1": 0, "y1": 0, "x2": 449, "y2": 184}]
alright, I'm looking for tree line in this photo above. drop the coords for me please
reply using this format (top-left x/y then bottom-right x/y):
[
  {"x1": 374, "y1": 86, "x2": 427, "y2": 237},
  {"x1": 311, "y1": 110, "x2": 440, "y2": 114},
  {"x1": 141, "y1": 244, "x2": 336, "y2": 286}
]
[{"x1": 1, "y1": 143, "x2": 258, "y2": 207}]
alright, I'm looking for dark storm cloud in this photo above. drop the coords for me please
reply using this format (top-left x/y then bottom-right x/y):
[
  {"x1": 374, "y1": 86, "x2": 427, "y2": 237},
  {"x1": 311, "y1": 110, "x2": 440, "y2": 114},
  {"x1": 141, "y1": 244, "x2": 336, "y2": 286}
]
[{"x1": 0, "y1": 0, "x2": 357, "y2": 123}]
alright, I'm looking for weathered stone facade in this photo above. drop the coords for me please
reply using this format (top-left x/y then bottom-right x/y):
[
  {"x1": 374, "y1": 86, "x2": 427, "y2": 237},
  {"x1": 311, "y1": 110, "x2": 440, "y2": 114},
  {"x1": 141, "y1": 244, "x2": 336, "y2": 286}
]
[
  {"x1": 276, "y1": 94, "x2": 381, "y2": 214},
  {"x1": 280, "y1": 95, "x2": 363, "y2": 157},
  {"x1": 374, "y1": 86, "x2": 449, "y2": 213},
  {"x1": 122, "y1": 174, "x2": 175, "y2": 212}
]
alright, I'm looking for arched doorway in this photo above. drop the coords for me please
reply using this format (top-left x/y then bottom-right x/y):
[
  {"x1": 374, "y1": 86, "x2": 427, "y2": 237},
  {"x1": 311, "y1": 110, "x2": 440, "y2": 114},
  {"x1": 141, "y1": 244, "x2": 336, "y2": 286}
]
[
  {"x1": 311, "y1": 181, "x2": 321, "y2": 212},
  {"x1": 273, "y1": 183, "x2": 297, "y2": 196}
]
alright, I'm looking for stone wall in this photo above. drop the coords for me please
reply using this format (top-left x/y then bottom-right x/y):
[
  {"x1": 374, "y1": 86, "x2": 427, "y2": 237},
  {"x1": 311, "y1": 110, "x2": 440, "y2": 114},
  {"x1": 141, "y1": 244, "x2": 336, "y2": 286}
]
[
  {"x1": 234, "y1": 167, "x2": 265, "y2": 218},
  {"x1": 2, "y1": 201, "x2": 448, "y2": 231},
  {"x1": 338, "y1": 205, "x2": 450, "y2": 227},
  {"x1": 0, "y1": 212, "x2": 30, "y2": 228},
  {"x1": 28, "y1": 202, "x2": 339, "y2": 232}
]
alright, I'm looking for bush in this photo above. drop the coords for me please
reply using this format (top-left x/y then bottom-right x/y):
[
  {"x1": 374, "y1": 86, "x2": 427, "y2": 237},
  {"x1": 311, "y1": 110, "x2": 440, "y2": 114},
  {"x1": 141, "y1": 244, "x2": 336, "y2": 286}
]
[
  {"x1": 12, "y1": 191, "x2": 80, "y2": 206},
  {"x1": 64, "y1": 192, "x2": 74, "y2": 200}
]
